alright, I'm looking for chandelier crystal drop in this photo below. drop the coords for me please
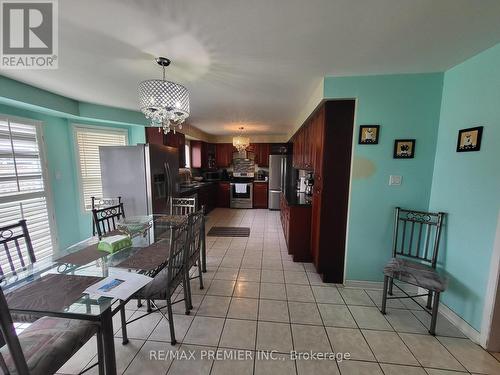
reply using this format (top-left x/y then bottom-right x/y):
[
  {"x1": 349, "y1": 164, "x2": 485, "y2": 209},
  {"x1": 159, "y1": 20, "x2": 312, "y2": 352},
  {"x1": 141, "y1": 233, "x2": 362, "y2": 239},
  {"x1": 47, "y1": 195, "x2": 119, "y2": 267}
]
[
  {"x1": 139, "y1": 57, "x2": 190, "y2": 134},
  {"x1": 233, "y1": 127, "x2": 250, "y2": 152}
]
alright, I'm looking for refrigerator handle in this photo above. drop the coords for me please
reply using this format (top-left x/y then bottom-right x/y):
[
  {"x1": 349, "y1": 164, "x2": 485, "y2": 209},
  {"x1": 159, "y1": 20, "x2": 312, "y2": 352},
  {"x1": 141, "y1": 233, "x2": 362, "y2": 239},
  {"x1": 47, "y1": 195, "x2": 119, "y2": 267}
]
[
  {"x1": 281, "y1": 157, "x2": 286, "y2": 191},
  {"x1": 165, "y1": 162, "x2": 172, "y2": 211}
]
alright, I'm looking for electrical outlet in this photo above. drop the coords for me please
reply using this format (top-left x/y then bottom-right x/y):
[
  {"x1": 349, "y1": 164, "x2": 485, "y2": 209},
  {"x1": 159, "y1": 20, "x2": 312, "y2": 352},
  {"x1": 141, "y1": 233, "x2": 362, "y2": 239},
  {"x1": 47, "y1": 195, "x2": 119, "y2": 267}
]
[{"x1": 389, "y1": 175, "x2": 402, "y2": 186}]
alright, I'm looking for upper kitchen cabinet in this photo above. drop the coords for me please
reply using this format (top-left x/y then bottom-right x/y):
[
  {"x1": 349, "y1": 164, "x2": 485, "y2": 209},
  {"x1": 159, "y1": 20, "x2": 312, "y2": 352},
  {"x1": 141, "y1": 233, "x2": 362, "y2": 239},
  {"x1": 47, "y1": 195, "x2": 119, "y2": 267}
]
[
  {"x1": 292, "y1": 129, "x2": 305, "y2": 169},
  {"x1": 145, "y1": 127, "x2": 164, "y2": 145},
  {"x1": 204, "y1": 142, "x2": 217, "y2": 169},
  {"x1": 251, "y1": 143, "x2": 270, "y2": 167},
  {"x1": 145, "y1": 127, "x2": 186, "y2": 167},
  {"x1": 270, "y1": 143, "x2": 290, "y2": 155},
  {"x1": 165, "y1": 132, "x2": 186, "y2": 168},
  {"x1": 292, "y1": 121, "x2": 317, "y2": 170},
  {"x1": 215, "y1": 143, "x2": 234, "y2": 168}
]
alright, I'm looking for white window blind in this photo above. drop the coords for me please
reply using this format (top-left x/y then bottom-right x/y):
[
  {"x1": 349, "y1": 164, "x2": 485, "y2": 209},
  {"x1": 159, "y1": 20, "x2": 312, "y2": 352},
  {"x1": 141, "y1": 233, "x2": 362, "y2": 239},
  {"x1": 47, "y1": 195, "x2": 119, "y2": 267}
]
[
  {"x1": 0, "y1": 116, "x2": 54, "y2": 267},
  {"x1": 74, "y1": 126, "x2": 128, "y2": 210}
]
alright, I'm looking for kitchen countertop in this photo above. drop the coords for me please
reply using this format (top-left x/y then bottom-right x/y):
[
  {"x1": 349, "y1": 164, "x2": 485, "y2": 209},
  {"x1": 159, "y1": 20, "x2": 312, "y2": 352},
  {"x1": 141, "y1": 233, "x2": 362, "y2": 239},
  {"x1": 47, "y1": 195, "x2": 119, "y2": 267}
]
[
  {"x1": 284, "y1": 190, "x2": 312, "y2": 207},
  {"x1": 178, "y1": 181, "x2": 218, "y2": 195},
  {"x1": 179, "y1": 179, "x2": 268, "y2": 195}
]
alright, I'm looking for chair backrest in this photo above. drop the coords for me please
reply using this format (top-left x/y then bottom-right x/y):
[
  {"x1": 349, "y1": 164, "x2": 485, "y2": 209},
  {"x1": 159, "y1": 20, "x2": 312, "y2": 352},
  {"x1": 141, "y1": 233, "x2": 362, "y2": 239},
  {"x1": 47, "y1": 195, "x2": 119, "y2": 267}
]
[
  {"x1": 187, "y1": 208, "x2": 205, "y2": 260},
  {"x1": 166, "y1": 221, "x2": 190, "y2": 291},
  {"x1": 92, "y1": 203, "x2": 125, "y2": 239},
  {"x1": 0, "y1": 220, "x2": 35, "y2": 278},
  {"x1": 392, "y1": 207, "x2": 446, "y2": 268},
  {"x1": 0, "y1": 285, "x2": 30, "y2": 374},
  {"x1": 91, "y1": 196, "x2": 121, "y2": 236},
  {"x1": 170, "y1": 197, "x2": 197, "y2": 216}
]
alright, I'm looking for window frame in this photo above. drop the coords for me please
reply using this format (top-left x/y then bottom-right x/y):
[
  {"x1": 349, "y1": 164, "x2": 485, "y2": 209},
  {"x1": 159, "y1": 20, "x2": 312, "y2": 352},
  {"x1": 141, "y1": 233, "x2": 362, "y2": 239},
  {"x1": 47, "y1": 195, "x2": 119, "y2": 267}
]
[
  {"x1": 185, "y1": 139, "x2": 191, "y2": 168},
  {"x1": 0, "y1": 113, "x2": 59, "y2": 257},
  {"x1": 72, "y1": 124, "x2": 129, "y2": 212}
]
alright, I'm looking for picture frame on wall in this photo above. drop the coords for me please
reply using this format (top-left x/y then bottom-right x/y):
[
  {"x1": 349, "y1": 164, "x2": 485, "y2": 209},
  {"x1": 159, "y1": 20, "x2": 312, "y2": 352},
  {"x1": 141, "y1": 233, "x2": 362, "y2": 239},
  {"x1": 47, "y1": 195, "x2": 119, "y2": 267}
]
[
  {"x1": 358, "y1": 125, "x2": 380, "y2": 144},
  {"x1": 394, "y1": 139, "x2": 415, "y2": 159},
  {"x1": 456, "y1": 126, "x2": 483, "y2": 152}
]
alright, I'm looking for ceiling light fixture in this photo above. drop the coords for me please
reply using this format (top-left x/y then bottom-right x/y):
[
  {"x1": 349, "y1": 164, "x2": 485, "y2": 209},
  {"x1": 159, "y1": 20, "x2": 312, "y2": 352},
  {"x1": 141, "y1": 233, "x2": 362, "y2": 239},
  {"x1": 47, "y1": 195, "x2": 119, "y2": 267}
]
[
  {"x1": 233, "y1": 127, "x2": 250, "y2": 152},
  {"x1": 139, "y1": 57, "x2": 190, "y2": 134}
]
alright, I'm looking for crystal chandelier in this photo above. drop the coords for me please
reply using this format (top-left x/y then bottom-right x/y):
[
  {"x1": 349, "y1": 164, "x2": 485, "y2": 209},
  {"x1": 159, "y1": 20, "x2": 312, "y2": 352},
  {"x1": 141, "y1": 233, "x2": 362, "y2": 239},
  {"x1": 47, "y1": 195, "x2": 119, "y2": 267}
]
[
  {"x1": 233, "y1": 127, "x2": 250, "y2": 152},
  {"x1": 139, "y1": 57, "x2": 190, "y2": 134}
]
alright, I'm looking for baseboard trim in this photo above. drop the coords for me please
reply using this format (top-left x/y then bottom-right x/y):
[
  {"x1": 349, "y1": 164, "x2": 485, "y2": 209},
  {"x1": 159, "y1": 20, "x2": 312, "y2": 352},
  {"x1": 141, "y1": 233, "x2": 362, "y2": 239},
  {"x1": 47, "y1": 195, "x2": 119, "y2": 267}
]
[
  {"x1": 345, "y1": 280, "x2": 482, "y2": 345},
  {"x1": 344, "y1": 280, "x2": 383, "y2": 289},
  {"x1": 416, "y1": 287, "x2": 481, "y2": 344}
]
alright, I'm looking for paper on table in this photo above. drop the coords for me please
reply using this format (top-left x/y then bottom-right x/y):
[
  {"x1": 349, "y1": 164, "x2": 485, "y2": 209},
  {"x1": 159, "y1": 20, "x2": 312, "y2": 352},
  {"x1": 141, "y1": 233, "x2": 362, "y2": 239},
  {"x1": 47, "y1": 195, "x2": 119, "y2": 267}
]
[{"x1": 84, "y1": 269, "x2": 153, "y2": 300}]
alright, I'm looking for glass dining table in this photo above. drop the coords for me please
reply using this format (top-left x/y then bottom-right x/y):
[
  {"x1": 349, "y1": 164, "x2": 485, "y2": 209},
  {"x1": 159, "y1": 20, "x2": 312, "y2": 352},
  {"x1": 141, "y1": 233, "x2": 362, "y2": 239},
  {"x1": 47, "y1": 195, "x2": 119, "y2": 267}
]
[{"x1": 1, "y1": 214, "x2": 189, "y2": 375}]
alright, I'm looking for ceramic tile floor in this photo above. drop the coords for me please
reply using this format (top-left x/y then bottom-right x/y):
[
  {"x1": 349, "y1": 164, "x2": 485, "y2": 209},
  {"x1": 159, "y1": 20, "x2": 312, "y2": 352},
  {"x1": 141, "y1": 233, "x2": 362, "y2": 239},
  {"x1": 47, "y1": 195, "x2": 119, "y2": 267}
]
[{"x1": 55, "y1": 208, "x2": 500, "y2": 375}]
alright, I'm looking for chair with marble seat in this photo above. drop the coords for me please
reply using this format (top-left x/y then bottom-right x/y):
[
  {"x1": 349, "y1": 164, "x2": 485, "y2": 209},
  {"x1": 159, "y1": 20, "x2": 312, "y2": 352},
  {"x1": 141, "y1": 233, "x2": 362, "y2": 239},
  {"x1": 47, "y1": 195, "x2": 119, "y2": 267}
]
[
  {"x1": 381, "y1": 207, "x2": 447, "y2": 335},
  {"x1": 0, "y1": 285, "x2": 104, "y2": 375}
]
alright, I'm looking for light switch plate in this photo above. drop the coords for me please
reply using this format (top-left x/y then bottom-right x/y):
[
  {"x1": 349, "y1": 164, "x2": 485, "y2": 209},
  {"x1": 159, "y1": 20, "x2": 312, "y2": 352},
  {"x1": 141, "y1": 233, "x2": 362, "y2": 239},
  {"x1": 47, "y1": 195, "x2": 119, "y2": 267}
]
[{"x1": 389, "y1": 175, "x2": 402, "y2": 186}]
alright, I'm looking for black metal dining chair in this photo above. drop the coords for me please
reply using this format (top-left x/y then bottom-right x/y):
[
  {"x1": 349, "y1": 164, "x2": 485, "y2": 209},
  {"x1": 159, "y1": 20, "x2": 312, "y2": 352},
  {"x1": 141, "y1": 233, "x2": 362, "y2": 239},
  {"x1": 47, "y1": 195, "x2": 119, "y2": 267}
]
[
  {"x1": 171, "y1": 198, "x2": 207, "y2": 273},
  {"x1": 170, "y1": 197, "x2": 197, "y2": 216},
  {"x1": 91, "y1": 202, "x2": 125, "y2": 239},
  {"x1": 0, "y1": 220, "x2": 40, "y2": 326},
  {"x1": 184, "y1": 209, "x2": 205, "y2": 311},
  {"x1": 119, "y1": 221, "x2": 191, "y2": 346},
  {"x1": 0, "y1": 220, "x2": 35, "y2": 279},
  {"x1": 0, "y1": 284, "x2": 104, "y2": 375},
  {"x1": 91, "y1": 196, "x2": 122, "y2": 236},
  {"x1": 381, "y1": 207, "x2": 447, "y2": 335}
]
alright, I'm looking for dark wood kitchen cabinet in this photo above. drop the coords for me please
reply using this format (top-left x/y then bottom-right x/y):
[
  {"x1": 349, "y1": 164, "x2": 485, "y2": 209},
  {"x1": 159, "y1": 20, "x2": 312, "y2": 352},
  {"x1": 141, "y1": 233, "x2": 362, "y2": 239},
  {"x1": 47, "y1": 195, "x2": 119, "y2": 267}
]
[
  {"x1": 215, "y1": 143, "x2": 234, "y2": 168},
  {"x1": 270, "y1": 143, "x2": 290, "y2": 155},
  {"x1": 292, "y1": 121, "x2": 317, "y2": 170},
  {"x1": 254, "y1": 143, "x2": 270, "y2": 167},
  {"x1": 145, "y1": 128, "x2": 186, "y2": 167},
  {"x1": 165, "y1": 132, "x2": 186, "y2": 168},
  {"x1": 280, "y1": 194, "x2": 312, "y2": 262},
  {"x1": 198, "y1": 183, "x2": 218, "y2": 214},
  {"x1": 253, "y1": 182, "x2": 268, "y2": 208},
  {"x1": 145, "y1": 127, "x2": 164, "y2": 145},
  {"x1": 204, "y1": 143, "x2": 217, "y2": 169},
  {"x1": 217, "y1": 181, "x2": 230, "y2": 207},
  {"x1": 290, "y1": 100, "x2": 355, "y2": 283}
]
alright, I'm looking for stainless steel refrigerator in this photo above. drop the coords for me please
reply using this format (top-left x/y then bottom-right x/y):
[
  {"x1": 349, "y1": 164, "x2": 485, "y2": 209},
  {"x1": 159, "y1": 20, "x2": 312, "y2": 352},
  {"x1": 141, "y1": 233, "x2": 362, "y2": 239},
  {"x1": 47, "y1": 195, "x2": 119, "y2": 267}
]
[
  {"x1": 99, "y1": 144, "x2": 179, "y2": 216},
  {"x1": 268, "y1": 154, "x2": 292, "y2": 210}
]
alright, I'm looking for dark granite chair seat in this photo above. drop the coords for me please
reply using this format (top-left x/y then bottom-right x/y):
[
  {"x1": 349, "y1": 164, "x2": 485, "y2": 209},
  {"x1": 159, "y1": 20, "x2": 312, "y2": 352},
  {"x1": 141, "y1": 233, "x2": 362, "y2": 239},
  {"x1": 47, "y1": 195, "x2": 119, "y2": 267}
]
[
  {"x1": 137, "y1": 267, "x2": 171, "y2": 300},
  {"x1": 0, "y1": 317, "x2": 98, "y2": 375},
  {"x1": 384, "y1": 258, "x2": 447, "y2": 292}
]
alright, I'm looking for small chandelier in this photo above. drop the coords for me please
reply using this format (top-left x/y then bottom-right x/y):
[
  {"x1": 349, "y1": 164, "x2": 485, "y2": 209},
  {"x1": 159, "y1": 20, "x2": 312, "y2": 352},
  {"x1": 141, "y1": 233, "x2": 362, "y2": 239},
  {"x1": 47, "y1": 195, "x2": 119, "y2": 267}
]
[
  {"x1": 233, "y1": 127, "x2": 250, "y2": 152},
  {"x1": 139, "y1": 57, "x2": 190, "y2": 134}
]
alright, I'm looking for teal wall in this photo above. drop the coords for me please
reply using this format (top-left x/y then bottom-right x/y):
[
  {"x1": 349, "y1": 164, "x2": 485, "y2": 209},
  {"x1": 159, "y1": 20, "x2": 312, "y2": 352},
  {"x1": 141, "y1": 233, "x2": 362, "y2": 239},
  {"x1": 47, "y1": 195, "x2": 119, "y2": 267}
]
[
  {"x1": 0, "y1": 76, "x2": 146, "y2": 248},
  {"x1": 428, "y1": 44, "x2": 500, "y2": 331},
  {"x1": 323, "y1": 73, "x2": 444, "y2": 281}
]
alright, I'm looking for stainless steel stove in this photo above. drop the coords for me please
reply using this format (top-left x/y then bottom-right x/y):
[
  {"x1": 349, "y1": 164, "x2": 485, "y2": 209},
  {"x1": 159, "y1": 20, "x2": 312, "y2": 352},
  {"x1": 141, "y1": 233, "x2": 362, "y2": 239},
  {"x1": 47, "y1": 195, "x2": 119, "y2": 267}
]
[{"x1": 231, "y1": 158, "x2": 255, "y2": 208}]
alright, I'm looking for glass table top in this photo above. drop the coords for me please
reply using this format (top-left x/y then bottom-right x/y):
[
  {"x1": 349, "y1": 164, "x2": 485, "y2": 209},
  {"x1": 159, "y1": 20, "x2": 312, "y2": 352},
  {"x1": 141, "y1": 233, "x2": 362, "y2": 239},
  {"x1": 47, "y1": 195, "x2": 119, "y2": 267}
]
[{"x1": 1, "y1": 214, "x2": 188, "y2": 317}]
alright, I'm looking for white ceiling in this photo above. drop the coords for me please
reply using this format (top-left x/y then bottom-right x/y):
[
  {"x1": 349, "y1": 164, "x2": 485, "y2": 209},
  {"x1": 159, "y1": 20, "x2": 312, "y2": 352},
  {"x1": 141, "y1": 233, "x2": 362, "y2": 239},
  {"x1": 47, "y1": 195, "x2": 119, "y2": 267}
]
[{"x1": 3, "y1": 0, "x2": 500, "y2": 135}]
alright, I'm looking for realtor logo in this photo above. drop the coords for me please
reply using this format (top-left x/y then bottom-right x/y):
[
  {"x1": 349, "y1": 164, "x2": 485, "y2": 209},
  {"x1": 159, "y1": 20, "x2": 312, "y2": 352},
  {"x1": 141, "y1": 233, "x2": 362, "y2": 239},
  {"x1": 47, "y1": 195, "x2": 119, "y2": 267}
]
[{"x1": 1, "y1": 0, "x2": 58, "y2": 69}]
